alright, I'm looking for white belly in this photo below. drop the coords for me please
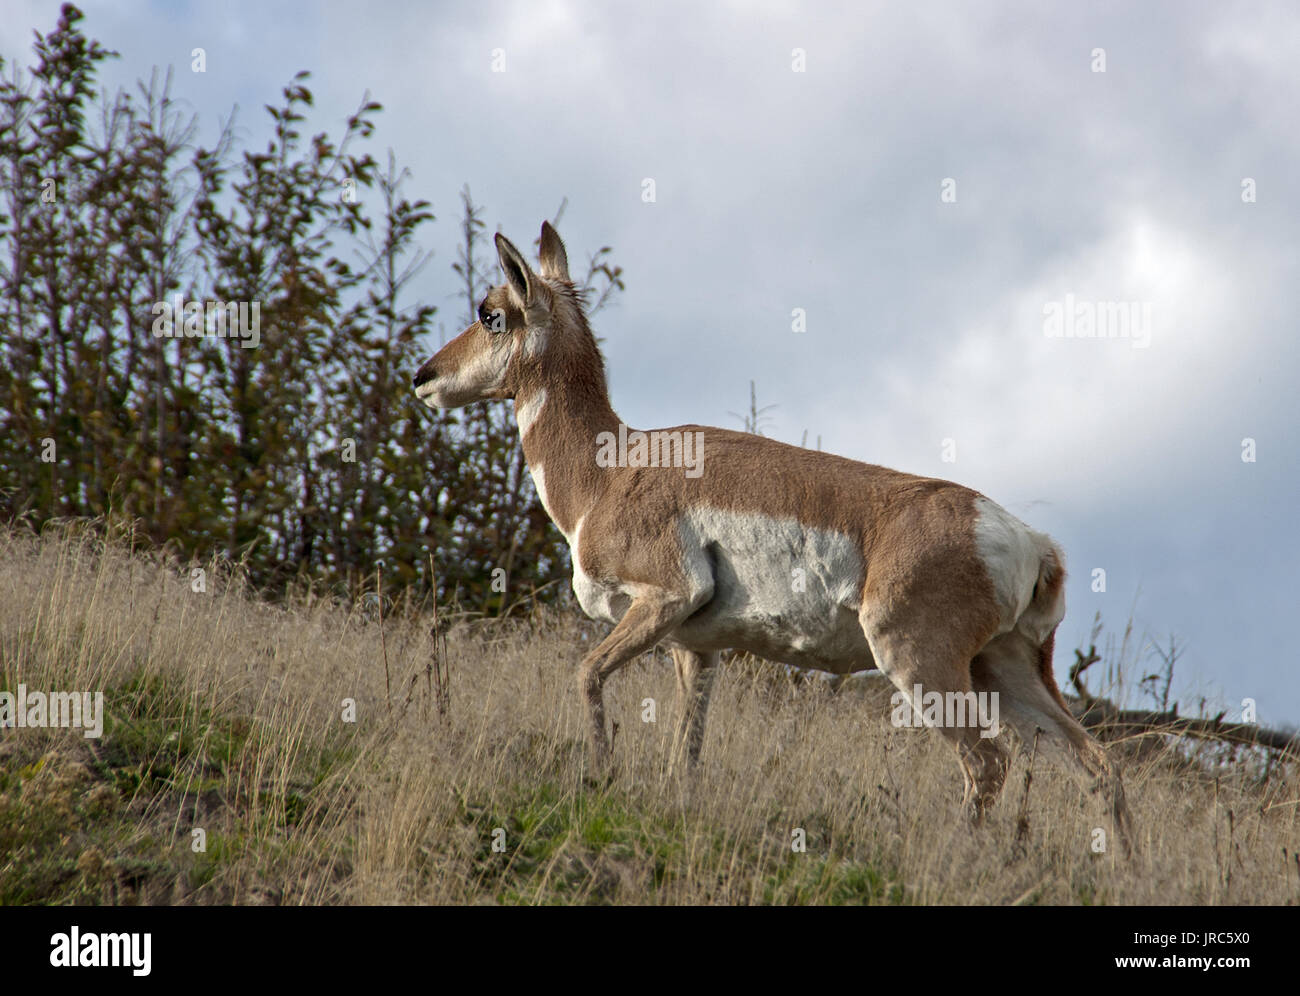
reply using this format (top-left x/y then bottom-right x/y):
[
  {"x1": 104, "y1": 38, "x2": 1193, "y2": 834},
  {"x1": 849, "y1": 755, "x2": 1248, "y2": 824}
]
[{"x1": 572, "y1": 507, "x2": 874, "y2": 674}]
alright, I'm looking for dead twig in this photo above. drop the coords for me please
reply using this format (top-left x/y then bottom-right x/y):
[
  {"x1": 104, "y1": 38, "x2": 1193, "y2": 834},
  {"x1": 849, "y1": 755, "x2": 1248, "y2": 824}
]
[
  {"x1": 1070, "y1": 644, "x2": 1299, "y2": 759},
  {"x1": 1013, "y1": 730, "x2": 1041, "y2": 853}
]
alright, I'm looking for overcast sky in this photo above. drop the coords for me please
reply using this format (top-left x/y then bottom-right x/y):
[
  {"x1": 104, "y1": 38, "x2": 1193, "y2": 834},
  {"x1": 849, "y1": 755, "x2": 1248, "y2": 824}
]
[{"x1": 5, "y1": 1, "x2": 1296, "y2": 724}]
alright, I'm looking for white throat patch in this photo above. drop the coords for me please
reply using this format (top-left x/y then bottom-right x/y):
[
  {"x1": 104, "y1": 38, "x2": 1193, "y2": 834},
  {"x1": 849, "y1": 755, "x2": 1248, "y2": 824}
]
[{"x1": 515, "y1": 388, "x2": 546, "y2": 438}]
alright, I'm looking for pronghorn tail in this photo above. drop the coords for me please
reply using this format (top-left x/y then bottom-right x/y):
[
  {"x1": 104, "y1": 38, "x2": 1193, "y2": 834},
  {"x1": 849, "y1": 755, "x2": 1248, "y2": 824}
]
[{"x1": 1026, "y1": 542, "x2": 1071, "y2": 713}]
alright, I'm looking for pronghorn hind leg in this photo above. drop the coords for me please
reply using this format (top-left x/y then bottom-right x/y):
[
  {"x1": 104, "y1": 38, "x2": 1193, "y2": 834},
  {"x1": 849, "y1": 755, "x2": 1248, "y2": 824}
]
[
  {"x1": 953, "y1": 724, "x2": 1009, "y2": 823},
  {"x1": 971, "y1": 631, "x2": 1137, "y2": 856},
  {"x1": 862, "y1": 612, "x2": 1009, "y2": 822},
  {"x1": 668, "y1": 648, "x2": 718, "y2": 774},
  {"x1": 578, "y1": 594, "x2": 695, "y2": 762}
]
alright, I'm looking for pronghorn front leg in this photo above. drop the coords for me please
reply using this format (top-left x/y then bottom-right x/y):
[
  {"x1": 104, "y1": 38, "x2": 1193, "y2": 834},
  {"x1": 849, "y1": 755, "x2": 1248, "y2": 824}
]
[
  {"x1": 578, "y1": 594, "x2": 694, "y2": 761},
  {"x1": 668, "y1": 648, "x2": 718, "y2": 774}
]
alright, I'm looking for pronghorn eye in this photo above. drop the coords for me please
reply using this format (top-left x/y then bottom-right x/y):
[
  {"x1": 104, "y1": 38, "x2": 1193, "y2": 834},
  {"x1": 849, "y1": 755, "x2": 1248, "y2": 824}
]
[{"x1": 479, "y1": 305, "x2": 505, "y2": 332}]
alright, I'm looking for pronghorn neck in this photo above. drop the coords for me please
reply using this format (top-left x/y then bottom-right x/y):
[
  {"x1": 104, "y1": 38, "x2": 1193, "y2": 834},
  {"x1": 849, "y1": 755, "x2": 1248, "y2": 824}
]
[{"x1": 514, "y1": 370, "x2": 619, "y2": 540}]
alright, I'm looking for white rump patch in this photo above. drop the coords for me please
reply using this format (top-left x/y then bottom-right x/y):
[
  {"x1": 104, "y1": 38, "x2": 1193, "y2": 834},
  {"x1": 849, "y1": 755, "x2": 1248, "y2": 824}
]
[{"x1": 972, "y1": 496, "x2": 1045, "y2": 633}]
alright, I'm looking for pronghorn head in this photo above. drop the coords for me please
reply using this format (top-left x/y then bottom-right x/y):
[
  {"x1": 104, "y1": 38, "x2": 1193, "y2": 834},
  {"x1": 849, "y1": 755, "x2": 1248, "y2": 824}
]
[{"x1": 413, "y1": 221, "x2": 588, "y2": 409}]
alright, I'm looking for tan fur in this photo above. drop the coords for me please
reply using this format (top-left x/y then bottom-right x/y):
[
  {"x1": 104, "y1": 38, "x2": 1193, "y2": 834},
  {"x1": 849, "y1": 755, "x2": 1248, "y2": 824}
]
[{"x1": 413, "y1": 222, "x2": 1135, "y2": 854}]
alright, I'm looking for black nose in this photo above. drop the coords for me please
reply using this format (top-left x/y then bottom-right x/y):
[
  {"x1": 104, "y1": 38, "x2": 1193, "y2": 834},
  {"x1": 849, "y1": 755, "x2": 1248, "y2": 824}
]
[{"x1": 413, "y1": 364, "x2": 436, "y2": 388}]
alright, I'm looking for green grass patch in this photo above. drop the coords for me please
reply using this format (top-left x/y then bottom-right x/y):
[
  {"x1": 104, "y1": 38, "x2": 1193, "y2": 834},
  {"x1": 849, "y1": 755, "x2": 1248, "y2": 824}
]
[
  {"x1": 449, "y1": 778, "x2": 905, "y2": 905},
  {"x1": 0, "y1": 668, "x2": 356, "y2": 904}
]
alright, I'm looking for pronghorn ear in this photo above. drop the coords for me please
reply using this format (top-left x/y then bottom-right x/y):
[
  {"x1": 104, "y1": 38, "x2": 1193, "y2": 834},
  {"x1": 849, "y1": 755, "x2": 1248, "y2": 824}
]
[
  {"x1": 538, "y1": 221, "x2": 569, "y2": 281},
  {"x1": 495, "y1": 232, "x2": 536, "y2": 307}
]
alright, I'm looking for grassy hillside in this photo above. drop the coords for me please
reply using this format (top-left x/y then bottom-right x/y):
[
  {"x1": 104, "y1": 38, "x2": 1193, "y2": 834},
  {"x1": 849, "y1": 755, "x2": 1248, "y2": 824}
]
[{"x1": 1, "y1": 525, "x2": 1295, "y2": 904}]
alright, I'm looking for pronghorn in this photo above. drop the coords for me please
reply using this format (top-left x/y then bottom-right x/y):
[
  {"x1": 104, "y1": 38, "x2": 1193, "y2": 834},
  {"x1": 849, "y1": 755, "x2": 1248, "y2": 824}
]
[{"x1": 414, "y1": 222, "x2": 1134, "y2": 852}]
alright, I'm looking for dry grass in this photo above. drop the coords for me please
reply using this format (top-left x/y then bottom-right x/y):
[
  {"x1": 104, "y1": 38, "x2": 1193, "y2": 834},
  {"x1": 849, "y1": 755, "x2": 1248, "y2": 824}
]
[{"x1": 1, "y1": 524, "x2": 1297, "y2": 905}]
